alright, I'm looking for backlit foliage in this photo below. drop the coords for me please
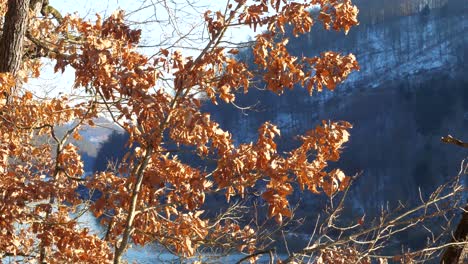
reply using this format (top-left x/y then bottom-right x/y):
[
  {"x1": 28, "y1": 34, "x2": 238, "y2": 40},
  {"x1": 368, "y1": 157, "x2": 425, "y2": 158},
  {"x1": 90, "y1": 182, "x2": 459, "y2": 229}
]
[{"x1": 0, "y1": 0, "x2": 359, "y2": 262}]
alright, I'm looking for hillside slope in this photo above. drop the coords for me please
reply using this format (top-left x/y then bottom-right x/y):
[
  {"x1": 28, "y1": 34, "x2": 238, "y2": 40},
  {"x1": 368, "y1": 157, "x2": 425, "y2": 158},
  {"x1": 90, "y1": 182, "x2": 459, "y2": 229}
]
[{"x1": 203, "y1": 3, "x2": 468, "y2": 226}]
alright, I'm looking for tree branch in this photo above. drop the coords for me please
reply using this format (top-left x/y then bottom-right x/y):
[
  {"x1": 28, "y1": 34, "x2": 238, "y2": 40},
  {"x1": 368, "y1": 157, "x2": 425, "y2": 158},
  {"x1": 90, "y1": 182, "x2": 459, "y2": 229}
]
[{"x1": 441, "y1": 135, "x2": 468, "y2": 148}]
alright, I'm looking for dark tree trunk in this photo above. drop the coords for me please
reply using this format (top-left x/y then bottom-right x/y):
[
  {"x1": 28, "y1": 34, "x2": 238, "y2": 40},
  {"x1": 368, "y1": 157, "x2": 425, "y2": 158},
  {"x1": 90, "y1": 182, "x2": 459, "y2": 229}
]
[
  {"x1": 0, "y1": 0, "x2": 30, "y2": 74},
  {"x1": 440, "y1": 201, "x2": 468, "y2": 264}
]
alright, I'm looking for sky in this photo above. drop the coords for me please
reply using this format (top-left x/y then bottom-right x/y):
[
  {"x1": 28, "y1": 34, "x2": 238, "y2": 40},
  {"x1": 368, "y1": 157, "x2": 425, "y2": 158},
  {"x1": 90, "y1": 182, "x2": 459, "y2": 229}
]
[
  {"x1": 50, "y1": 0, "x2": 256, "y2": 55},
  {"x1": 29, "y1": 0, "x2": 254, "y2": 98}
]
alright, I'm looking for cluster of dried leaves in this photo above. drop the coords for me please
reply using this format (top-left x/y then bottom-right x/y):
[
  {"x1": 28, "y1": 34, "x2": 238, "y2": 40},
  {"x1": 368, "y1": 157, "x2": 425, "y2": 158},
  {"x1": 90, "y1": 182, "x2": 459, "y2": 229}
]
[{"x1": 0, "y1": 0, "x2": 362, "y2": 263}]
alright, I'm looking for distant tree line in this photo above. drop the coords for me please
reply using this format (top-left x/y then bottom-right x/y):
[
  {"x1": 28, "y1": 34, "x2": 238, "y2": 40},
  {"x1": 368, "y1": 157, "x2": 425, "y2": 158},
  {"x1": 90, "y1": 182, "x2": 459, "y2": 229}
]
[{"x1": 353, "y1": 0, "x2": 466, "y2": 24}]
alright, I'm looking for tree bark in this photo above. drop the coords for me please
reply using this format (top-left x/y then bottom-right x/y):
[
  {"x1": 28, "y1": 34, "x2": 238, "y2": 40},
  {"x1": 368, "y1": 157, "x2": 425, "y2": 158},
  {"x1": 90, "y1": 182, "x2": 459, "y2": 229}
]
[
  {"x1": 113, "y1": 147, "x2": 153, "y2": 264},
  {"x1": 0, "y1": 0, "x2": 30, "y2": 74},
  {"x1": 440, "y1": 200, "x2": 468, "y2": 264},
  {"x1": 440, "y1": 138, "x2": 468, "y2": 264}
]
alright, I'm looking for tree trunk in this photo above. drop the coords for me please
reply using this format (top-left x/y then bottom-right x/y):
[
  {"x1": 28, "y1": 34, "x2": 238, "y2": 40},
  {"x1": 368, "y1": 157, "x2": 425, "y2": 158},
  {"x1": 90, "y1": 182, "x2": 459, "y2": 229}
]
[
  {"x1": 0, "y1": 0, "x2": 30, "y2": 74},
  {"x1": 113, "y1": 148, "x2": 153, "y2": 264},
  {"x1": 440, "y1": 200, "x2": 468, "y2": 264}
]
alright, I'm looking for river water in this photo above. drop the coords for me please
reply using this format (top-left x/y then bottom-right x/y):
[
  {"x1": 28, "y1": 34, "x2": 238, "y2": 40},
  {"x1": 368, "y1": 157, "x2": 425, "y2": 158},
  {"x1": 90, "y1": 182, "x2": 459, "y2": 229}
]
[{"x1": 76, "y1": 211, "x2": 282, "y2": 263}]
